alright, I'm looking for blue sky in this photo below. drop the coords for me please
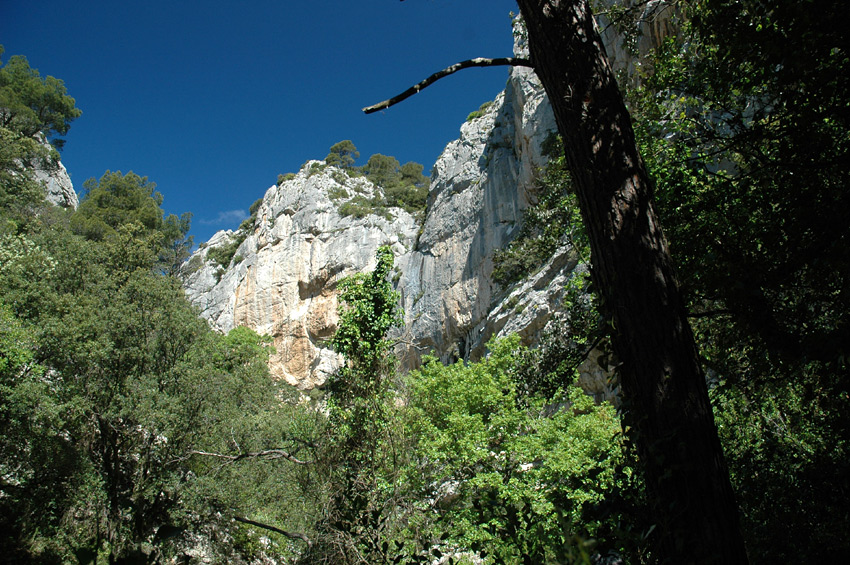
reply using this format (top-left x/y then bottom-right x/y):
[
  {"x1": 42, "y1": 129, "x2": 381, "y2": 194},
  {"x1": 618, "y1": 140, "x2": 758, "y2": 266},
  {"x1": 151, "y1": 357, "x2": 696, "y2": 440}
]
[{"x1": 2, "y1": 0, "x2": 520, "y2": 243}]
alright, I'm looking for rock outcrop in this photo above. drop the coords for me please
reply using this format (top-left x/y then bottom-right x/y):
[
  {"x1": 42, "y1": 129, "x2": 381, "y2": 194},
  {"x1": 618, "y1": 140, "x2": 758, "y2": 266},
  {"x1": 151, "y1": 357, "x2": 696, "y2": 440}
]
[
  {"x1": 183, "y1": 165, "x2": 418, "y2": 389},
  {"x1": 395, "y1": 53, "x2": 561, "y2": 365},
  {"x1": 183, "y1": 56, "x2": 570, "y2": 391},
  {"x1": 184, "y1": 6, "x2": 672, "y2": 398},
  {"x1": 34, "y1": 134, "x2": 78, "y2": 209}
]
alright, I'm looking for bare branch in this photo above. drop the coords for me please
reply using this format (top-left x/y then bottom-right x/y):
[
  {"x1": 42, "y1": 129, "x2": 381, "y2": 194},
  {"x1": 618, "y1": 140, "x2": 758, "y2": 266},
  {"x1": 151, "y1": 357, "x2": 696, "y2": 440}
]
[
  {"x1": 362, "y1": 57, "x2": 533, "y2": 114},
  {"x1": 188, "y1": 448, "x2": 312, "y2": 465},
  {"x1": 234, "y1": 516, "x2": 313, "y2": 547}
]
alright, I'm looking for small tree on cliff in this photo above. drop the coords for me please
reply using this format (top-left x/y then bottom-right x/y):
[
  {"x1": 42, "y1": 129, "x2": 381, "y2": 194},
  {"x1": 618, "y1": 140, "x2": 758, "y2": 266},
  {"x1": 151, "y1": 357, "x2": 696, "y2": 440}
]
[
  {"x1": 325, "y1": 139, "x2": 360, "y2": 169},
  {"x1": 0, "y1": 48, "x2": 81, "y2": 148}
]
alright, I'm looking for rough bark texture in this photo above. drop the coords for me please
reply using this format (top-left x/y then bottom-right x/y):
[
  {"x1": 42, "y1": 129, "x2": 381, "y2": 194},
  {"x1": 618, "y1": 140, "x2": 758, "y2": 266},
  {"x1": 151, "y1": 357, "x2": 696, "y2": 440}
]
[{"x1": 515, "y1": 1, "x2": 748, "y2": 562}]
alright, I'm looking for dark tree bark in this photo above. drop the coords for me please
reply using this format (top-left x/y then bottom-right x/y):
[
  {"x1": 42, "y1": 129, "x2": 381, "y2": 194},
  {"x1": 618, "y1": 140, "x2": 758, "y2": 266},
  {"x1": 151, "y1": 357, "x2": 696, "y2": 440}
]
[{"x1": 514, "y1": 1, "x2": 748, "y2": 562}]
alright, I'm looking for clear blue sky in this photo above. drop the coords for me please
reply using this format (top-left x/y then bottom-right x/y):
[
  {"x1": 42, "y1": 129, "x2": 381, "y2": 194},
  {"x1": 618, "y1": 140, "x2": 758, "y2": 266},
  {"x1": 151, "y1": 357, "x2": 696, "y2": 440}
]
[{"x1": 2, "y1": 0, "x2": 520, "y2": 243}]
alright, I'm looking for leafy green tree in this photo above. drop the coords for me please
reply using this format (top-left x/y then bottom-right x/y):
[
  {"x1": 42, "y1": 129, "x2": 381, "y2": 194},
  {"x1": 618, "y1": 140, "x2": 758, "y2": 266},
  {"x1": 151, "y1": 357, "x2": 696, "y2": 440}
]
[
  {"x1": 0, "y1": 47, "x2": 80, "y2": 231},
  {"x1": 625, "y1": 0, "x2": 850, "y2": 559},
  {"x1": 0, "y1": 46, "x2": 81, "y2": 148},
  {"x1": 0, "y1": 184, "x2": 285, "y2": 563},
  {"x1": 325, "y1": 139, "x2": 360, "y2": 169},
  {"x1": 361, "y1": 154, "x2": 429, "y2": 214},
  {"x1": 515, "y1": 2, "x2": 749, "y2": 560},
  {"x1": 303, "y1": 246, "x2": 406, "y2": 563},
  {"x1": 362, "y1": 153, "x2": 402, "y2": 189},
  {"x1": 0, "y1": 302, "x2": 78, "y2": 562},
  {"x1": 72, "y1": 170, "x2": 193, "y2": 273},
  {"x1": 402, "y1": 336, "x2": 641, "y2": 563}
]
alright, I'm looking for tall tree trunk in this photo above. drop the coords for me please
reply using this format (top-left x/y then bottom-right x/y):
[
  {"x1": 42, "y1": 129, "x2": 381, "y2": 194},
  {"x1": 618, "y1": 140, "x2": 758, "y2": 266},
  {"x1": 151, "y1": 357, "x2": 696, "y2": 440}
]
[{"x1": 515, "y1": 1, "x2": 748, "y2": 562}]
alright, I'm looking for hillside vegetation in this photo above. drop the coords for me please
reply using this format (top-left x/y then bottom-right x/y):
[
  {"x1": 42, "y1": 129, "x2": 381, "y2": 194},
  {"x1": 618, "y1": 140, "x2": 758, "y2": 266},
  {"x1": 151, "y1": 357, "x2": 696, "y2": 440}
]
[{"x1": 2, "y1": 1, "x2": 849, "y2": 560}]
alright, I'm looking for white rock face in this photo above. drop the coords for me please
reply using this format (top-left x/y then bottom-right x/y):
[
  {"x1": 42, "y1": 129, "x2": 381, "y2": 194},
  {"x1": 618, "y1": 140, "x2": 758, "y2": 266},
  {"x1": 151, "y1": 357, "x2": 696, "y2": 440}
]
[
  {"x1": 34, "y1": 158, "x2": 77, "y2": 208},
  {"x1": 396, "y1": 57, "x2": 561, "y2": 365},
  {"x1": 183, "y1": 164, "x2": 419, "y2": 389},
  {"x1": 31, "y1": 134, "x2": 78, "y2": 209},
  {"x1": 184, "y1": 7, "x2": 667, "y2": 399}
]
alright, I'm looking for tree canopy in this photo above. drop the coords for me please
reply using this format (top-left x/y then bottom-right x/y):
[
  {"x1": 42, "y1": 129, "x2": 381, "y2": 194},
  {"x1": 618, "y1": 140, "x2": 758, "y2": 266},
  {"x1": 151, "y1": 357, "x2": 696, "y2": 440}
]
[{"x1": 0, "y1": 46, "x2": 81, "y2": 148}]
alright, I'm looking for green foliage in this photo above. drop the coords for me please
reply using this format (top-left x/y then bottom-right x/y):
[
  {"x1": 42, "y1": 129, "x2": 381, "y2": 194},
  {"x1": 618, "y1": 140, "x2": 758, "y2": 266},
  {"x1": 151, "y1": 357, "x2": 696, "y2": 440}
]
[
  {"x1": 318, "y1": 141, "x2": 430, "y2": 218},
  {"x1": 0, "y1": 47, "x2": 82, "y2": 149},
  {"x1": 0, "y1": 46, "x2": 79, "y2": 221},
  {"x1": 206, "y1": 231, "x2": 247, "y2": 270},
  {"x1": 401, "y1": 336, "x2": 641, "y2": 563},
  {"x1": 0, "y1": 165, "x2": 290, "y2": 561},
  {"x1": 359, "y1": 154, "x2": 430, "y2": 215},
  {"x1": 327, "y1": 184, "x2": 349, "y2": 201},
  {"x1": 71, "y1": 170, "x2": 193, "y2": 274},
  {"x1": 305, "y1": 160, "x2": 326, "y2": 177},
  {"x1": 711, "y1": 371, "x2": 850, "y2": 562},
  {"x1": 338, "y1": 194, "x2": 391, "y2": 220},
  {"x1": 513, "y1": 272, "x2": 606, "y2": 401},
  {"x1": 329, "y1": 245, "x2": 402, "y2": 400},
  {"x1": 362, "y1": 153, "x2": 402, "y2": 188},
  {"x1": 277, "y1": 172, "x2": 296, "y2": 184},
  {"x1": 0, "y1": 125, "x2": 49, "y2": 217},
  {"x1": 623, "y1": 0, "x2": 850, "y2": 559},
  {"x1": 248, "y1": 197, "x2": 263, "y2": 217},
  {"x1": 311, "y1": 248, "x2": 639, "y2": 562},
  {"x1": 387, "y1": 161, "x2": 429, "y2": 213},
  {"x1": 325, "y1": 139, "x2": 360, "y2": 169},
  {"x1": 304, "y1": 246, "x2": 405, "y2": 563},
  {"x1": 331, "y1": 169, "x2": 349, "y2": 186},
  {"x1": 466, "y1": 100, "x2": 494, "y2": 122},
  {"x1": 205, "y1": 198, "x2": 267, "y2": 271}
]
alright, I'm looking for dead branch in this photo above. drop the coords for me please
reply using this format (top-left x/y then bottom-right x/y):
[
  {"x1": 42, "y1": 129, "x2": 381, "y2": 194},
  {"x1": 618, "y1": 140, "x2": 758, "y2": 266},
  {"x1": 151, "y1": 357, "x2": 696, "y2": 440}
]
[
  {"x1": 188, "y1": 448, "x2": 312, "y2": 465},
  {"x1": 234, "y1": 516, "x2": 313, "y2": 547},
  {"x1": 362, "y1": 57, "x2": 533, "y2": 114}
]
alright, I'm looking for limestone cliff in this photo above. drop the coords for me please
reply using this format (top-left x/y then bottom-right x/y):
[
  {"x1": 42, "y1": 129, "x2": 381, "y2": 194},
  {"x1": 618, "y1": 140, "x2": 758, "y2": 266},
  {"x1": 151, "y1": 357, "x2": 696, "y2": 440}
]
[
  {"x1": 183, "y1": 5, "x2": 674, "y2": 398},
  {"x1": 20, "y1": 134, "x2": 78, "y2": 209},
  {"x1": 182, "y1": 58, "x2": 569, "y2": 391},
  {"x1": 183, "y1": 164, "x2": 418, "y2": 389},
  {"x1": 395, "y1": 56, "x2": 561, "y2": 365},
  {"x1": 35, "y1": 154, "x2": 77, "y2": 209}
]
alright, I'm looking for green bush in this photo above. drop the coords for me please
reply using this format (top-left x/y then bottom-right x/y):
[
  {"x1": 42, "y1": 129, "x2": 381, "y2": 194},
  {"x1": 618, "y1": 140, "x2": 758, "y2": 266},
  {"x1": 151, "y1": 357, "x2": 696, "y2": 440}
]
[
  {"x1": 402, "y1": 336, "x2": 640, "y2": 562},
  {"x1": 327, "y1": 185, "x2": 349, "y2": 201},
  {"x1": 338, "y1": 195, "x2": 392, "y2": 221},
  {"x1": 466, "y1": 100, "x2": 494, "y2": 122},
  {"x1": 206, "y1": 233, "x2": 245, "y2": 269},
  {"x1": 325, "y1": 140, "x2": 359, "y2": 169},
  {"x1": 248, "y1": 197, "x2": 263, "y2": 217},
  {"x1": 277, "y1": 172, "x2": 296, "y2": 185}
]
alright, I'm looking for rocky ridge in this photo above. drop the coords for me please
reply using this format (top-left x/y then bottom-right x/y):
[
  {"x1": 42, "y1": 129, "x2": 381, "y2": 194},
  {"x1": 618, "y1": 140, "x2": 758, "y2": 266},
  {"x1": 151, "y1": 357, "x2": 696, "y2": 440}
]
[
  {"x1": 182, "y1": 55, "x2": 583, "y2": 392},
  {"x1": 183, "y1": 165, "x2": 419, "y2": 389},
  {"x1": 35, "y1": 156, "x2": 77, "y2": 209},
  {"x1": 183, "y1": 6, "x2": 677, "y2": 398}
]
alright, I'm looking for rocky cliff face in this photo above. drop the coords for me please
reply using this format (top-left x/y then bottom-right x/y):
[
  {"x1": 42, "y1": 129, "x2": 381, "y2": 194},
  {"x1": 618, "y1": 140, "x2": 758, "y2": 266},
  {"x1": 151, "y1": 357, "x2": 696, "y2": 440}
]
[
  {"x1": 182, "y1": 57, "x2": 574, "y2": 391},
  {"x1": 183, "y1": 166, "x2": 419, "y2": 389},
  {"x1": 35, "y1": 155, "x2": 77, "y2": 209},
  {"x1": 395, "y1": 59, "x2": 562, "y2": 365},
  {"x1": 184, "y1": 6, "x2": 672, "y2": 398},
  {"x1": 31, "y1": 134, "x2": 78, "y2": 209}
]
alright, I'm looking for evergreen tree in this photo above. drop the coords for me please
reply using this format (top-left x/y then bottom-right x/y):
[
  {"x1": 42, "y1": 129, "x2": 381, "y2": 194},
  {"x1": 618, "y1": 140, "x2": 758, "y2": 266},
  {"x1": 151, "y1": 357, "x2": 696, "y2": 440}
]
[
  {"x1": 0, "y1": 46, "x2": 81, "y2": 148},
  {"x1": 325, "y1": 139, "x2": 360, "y2": 169}
]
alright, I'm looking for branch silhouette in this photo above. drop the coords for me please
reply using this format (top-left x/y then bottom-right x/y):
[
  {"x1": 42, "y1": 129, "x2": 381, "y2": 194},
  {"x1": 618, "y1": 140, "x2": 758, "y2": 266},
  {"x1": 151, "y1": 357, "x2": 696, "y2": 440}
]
[{"x1": 363, "y1": 57, "x2": 533, "y2": 114}]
